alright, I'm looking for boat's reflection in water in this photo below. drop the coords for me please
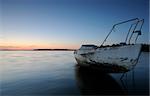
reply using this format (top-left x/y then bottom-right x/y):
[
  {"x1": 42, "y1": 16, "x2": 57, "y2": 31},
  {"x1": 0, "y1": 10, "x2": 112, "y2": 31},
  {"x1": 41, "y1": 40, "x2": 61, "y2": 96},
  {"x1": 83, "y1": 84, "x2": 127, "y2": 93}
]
[{"x1": 75, "y1": 65, "x2": 127, "y2": 95}]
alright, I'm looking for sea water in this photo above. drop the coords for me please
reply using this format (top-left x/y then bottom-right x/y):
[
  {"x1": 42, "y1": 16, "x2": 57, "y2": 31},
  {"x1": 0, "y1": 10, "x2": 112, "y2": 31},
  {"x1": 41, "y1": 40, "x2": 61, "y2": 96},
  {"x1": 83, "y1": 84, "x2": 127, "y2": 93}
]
[{"x1": 0, "y1": 51, "x2": 149, "y2": 95}]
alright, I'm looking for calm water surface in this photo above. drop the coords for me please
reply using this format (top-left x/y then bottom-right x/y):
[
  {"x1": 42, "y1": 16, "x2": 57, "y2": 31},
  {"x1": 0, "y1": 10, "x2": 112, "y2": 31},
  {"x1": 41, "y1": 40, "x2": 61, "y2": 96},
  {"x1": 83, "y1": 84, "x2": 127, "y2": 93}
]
[{"x1": 0, "y1": 51, "x2": 149, "y2": 95}]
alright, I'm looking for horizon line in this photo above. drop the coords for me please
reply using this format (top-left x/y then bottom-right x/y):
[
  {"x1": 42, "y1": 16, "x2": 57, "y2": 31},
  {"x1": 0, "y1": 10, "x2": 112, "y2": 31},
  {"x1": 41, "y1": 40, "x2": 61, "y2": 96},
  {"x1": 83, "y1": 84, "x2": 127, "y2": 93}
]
[{"x1": 0, "y1": 48, "x2": 76, "y2": 51}]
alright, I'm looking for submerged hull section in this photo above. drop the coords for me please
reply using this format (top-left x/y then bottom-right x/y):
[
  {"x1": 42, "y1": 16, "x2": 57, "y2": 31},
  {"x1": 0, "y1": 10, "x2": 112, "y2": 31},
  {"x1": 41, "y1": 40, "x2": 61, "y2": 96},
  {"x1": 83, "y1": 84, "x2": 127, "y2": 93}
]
[{"x1": 74, "y1": 44, "x2": 142, "y2": 73}]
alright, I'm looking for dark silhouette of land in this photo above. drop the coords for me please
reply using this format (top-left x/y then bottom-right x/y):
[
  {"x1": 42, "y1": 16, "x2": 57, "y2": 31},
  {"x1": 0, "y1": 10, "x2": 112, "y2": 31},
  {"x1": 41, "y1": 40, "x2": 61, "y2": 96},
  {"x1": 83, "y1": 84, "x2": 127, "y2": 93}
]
[
  {"x1": 34, "y1": 44, "x2": 149, "y2": 52},
  {"x1": 141, "y1": 44, "x2": 149, "y2": 52},
  {"x1": 0, "y1": 44, "x2": 149, "y2": 52},
  {"x1": 0, "y1": 48, "x2": 75, "y2": 51},
  {"x1": 33, "y1": 49, "x2": 75, "y2": 51}
]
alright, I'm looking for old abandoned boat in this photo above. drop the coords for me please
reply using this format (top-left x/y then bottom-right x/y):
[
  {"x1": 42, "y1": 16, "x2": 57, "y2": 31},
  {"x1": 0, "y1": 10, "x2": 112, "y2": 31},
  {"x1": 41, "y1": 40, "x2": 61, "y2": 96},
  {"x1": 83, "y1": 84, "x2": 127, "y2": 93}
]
[{"x1": 74, "y1": 18, "x2": 144, "y2": 73}]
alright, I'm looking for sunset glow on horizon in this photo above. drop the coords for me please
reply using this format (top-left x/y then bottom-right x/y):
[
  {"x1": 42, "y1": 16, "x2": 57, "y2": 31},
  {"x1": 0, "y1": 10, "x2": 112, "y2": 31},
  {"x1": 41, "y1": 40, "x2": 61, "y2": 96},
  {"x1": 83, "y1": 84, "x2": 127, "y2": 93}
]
[
  {"x1": 0, "y1": 0, "x2": 149, "y2": 50},
  {"x1": 0, "y1": 41, "x2": 79, "y2": 50}
]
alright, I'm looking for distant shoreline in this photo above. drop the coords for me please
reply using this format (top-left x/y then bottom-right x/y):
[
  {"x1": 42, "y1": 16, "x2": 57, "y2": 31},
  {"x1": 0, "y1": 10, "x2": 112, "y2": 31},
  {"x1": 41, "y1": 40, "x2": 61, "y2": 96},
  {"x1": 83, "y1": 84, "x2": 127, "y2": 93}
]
[
  {"x1": 33, "y1": 49, "x2": 75, "y2": 51},
  {"x1": 0, "y1": 44, "x2": 149, "y2": 52},
  {"x1": 0, "y1": 49, "x2": 76, "y2": 51}
]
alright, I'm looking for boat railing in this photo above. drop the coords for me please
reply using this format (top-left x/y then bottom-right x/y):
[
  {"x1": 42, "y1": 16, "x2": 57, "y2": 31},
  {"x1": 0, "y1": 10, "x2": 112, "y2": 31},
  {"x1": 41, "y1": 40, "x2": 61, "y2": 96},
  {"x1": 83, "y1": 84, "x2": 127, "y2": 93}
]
[
  {"x1": 128, "y1": 19, "x2": 144, "y2": 44},
  {"x1": 100, "y1": 18, "x2": 144, "y2": 47}
]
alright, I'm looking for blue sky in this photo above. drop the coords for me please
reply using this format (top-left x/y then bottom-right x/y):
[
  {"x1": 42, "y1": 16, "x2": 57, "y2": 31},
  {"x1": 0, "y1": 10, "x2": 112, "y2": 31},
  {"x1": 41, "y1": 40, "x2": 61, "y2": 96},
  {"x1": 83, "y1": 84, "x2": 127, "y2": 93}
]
[{"x1": 0, "y1": 0, "x2": 149, "y2": 49}]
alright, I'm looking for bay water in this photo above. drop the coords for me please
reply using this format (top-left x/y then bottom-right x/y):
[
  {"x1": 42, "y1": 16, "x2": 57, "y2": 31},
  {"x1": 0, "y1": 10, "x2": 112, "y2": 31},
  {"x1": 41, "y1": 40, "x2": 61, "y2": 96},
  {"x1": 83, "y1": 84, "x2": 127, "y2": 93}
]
[{"x1": 0, "y1": 51, "x2": 149, "y2": 95}]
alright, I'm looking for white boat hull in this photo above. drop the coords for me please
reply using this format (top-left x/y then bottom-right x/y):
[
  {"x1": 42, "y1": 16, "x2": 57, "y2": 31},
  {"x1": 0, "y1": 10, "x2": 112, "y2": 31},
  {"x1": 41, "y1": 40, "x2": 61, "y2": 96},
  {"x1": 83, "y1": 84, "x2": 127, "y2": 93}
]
[{"x1": 74, "y1": 44, "x2": 142, "y2": 73}]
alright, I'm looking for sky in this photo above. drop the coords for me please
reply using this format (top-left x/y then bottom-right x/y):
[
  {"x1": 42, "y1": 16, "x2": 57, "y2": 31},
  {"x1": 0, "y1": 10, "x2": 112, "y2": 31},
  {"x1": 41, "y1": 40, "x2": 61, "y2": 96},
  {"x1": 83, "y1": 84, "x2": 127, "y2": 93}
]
[{"x1": 0, "y1": 0, "x2": 149, "y2": 49}]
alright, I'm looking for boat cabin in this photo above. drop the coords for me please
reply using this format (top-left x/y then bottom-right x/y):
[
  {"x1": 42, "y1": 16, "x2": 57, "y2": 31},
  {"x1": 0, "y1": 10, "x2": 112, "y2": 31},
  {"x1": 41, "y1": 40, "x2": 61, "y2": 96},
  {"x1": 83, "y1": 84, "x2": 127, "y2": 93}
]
[{"x1": 80, "y1": 45, "x2": 98, "y2": 50}]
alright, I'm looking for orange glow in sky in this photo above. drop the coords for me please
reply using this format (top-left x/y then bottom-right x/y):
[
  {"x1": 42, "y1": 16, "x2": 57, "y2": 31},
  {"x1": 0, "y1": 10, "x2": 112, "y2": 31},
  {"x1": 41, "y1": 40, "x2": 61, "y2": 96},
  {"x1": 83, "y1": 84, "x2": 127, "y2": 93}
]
[
  {"x1": 0, "y1": 37, "x2": 79, "y2": 50},
  {"x1": 0, "y1": 43, "x2": 79, "y2": 50}
]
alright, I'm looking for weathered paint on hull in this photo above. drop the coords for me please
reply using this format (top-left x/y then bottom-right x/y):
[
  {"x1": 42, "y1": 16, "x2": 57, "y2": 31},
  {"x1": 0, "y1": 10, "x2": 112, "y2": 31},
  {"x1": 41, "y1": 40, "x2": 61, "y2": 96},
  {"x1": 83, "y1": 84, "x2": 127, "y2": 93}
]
[{"x1": 74, "y1": 44, "x2": 142, "y2": 73}]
